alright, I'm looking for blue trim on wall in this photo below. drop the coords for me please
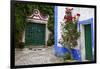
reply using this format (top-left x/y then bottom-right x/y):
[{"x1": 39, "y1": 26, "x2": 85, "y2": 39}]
[
  {"x1": 78, "y1": 18, "x2": 94, "y2": 60},
  {"x1": 78, "y1": 18, "x2": 93, "y2": 25},
  {"x1": 91, "y1": 18, "x2": 94, "y2": 60},
  {"x1": 54, "y1": 6, "x2": 58, "y2": 47},
  {"x1": 54, "y1": 6, "x2": 68, "y2": 57}
]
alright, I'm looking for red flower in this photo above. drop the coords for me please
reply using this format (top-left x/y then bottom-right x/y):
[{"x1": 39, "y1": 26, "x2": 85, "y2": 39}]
[
  {"x1": 67, "y1": 16, "x2": 72, "y2": 20},
  {"x1": 64, "y1": 16, "x2": 73, "y2": 22},
  {"x1": 77, "y1": 13, "x2": 80, "y2": 16}
]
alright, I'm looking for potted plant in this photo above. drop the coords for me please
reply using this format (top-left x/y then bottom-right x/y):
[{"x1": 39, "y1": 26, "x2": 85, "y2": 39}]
[{"x1": 18, "y1": 42, "x2": 25, "y2": 50}]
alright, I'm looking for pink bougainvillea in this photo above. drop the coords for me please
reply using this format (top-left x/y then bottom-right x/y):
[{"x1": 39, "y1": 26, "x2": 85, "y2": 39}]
[
  {"x1": 64, "y1": 15, "x2": 73, "y2": 22},
  {"x1": 64, "y1": 8, "x2": 80, "y2": 23},
  {"x1": 62, "y1": 7, "x2": 81, "y2": 49}
]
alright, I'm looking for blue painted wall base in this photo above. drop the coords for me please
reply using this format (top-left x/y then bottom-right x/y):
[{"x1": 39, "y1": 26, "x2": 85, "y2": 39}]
[
  {"x1": 54, "y1": 44, "x2": 81, "y2": 60},
  {"x1": 71, "y1": 49, "x2": 81, "y2": 60},
  {"x1": 54, "y1": 45, "x2": 69, "y2": 57}
]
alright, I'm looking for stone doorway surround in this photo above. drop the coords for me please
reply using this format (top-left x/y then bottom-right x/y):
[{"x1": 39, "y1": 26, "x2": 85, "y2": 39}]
[{"x1": 22, "y1": 9, "x2": 50, "y2": 47}]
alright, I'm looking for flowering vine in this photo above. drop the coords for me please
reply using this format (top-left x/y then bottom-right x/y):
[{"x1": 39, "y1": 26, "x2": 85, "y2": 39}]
[
  {"x1": 61, "y1": 8, "x2": 80, "y2": 48},
  {"x1": 60, "y1": 7, "x2": 81, "y2": 60}
]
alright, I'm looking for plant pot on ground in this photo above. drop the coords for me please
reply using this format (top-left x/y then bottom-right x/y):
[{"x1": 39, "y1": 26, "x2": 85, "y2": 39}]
[
  {"x1": 47, "y1": 39, "x2": 53, "y2": 46},
  {"x1": 18, "y1": 42, "x2": 25, "y2": 49}
]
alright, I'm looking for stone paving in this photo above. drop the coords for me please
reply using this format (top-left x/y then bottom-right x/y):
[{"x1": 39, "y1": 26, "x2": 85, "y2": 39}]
[{"x1": 15, "y1": 46, "x2": 64, "y2": 66}]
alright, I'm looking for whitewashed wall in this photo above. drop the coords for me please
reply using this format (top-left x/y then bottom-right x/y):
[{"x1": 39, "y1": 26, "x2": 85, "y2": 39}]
[
  {"x1": 72, "y1": 7, "x2": 94, "y2": 20},
  {"x1": 57, "y1": 6, "x2": 94, "y2": 60},
  {"x1": 57, "y1": 6, "x2": 94, "y2": 40},
  {"x1": 57, "y1": 6, "x2": 66, "y2": 44}
]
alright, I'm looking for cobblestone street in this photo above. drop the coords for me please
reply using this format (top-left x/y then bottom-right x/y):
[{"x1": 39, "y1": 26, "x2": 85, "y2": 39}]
[{"x1": 15, "y1": 46, "x2": 64, "y2": 66}]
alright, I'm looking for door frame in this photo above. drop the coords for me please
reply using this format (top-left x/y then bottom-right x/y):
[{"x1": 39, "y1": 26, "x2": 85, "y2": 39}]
[
  {"x1": 22, "y1": 19, "x2": 49, "y2": 47},
  {"x1": 78, "y1": 18, "x2": 94, "y2": 60}
]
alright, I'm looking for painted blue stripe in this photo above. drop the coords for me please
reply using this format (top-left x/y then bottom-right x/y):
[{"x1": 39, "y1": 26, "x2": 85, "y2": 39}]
[
  {"x1": 54, "y1": 6, "x2": 58, "y2": 55},
  {"x1": 77, "y1": 22, "x2": 80, "y2": 32},
  {"x1": 91, "y1": 18, "x2": 94, "y2": 60},
  {"x1": 78, "y1": 18, "x2": 93, "y2": 25},
  {"x1": 54, "y1": 6, "x2": 58, "y2": 47},
  {"x1": 77, "y1": 21, "x2": 82, "y2": 60}
]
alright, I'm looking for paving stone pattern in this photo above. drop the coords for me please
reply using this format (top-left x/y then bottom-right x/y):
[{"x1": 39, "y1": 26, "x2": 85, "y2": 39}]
[{"x1": 15, "y1": 47, "x2": 64, "y2": 66}]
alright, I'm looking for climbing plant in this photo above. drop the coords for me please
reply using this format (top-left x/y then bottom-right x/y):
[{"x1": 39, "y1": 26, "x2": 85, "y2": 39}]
[{"x1": 61, "y1": 8, "x2": 80, "y2": 60}]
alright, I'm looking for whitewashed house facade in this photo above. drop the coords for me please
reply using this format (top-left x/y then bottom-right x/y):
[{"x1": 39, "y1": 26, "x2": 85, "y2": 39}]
[{"x1": 55, "y1": 6, "x2": 95, "y2": 61}]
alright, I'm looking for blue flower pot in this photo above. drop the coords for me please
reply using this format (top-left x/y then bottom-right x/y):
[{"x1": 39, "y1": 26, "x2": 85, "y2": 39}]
[
  {"x1": 54, "y1": 44, "x2": 69, "y2": 57},
  {"x1": 71, "y1": 49, "x2": 81, "y2": 60}
]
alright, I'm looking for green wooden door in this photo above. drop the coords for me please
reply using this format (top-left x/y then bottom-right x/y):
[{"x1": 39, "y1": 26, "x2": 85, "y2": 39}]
[
  {"x1": 25, "y1": 23, "x2": 45, "y2": 46},
  {"x1": 84, "y1": 24, "x2": 92, "y2": 60}
]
